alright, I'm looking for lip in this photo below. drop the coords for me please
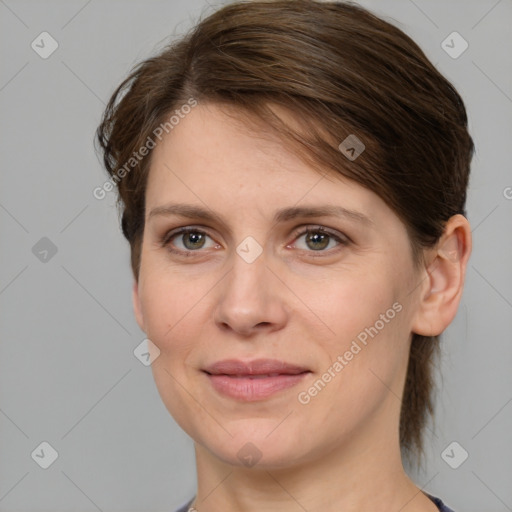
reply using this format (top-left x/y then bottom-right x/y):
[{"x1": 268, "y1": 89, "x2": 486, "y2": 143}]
[
  {"x1": 203, "y1": 358, "x2": 311, "y2": 401},
  {"x1": 204, "y1": 358, "x2": 310, "y2": 376}
]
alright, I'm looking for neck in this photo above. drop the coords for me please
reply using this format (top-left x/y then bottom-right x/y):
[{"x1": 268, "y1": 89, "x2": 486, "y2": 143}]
[{"x1": 190, "y1": 400, "x2": 436, "y2": 512}]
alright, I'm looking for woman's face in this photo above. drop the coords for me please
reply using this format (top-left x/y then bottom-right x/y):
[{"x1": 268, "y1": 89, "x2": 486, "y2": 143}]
[{"x1": 134, "y1": 102, "x2": 426, "y2": 469}]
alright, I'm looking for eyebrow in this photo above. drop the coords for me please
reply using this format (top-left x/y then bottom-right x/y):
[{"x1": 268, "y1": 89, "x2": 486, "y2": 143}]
[{"x1": 148, "y1": 203, "x2": 373, "y2": 227}]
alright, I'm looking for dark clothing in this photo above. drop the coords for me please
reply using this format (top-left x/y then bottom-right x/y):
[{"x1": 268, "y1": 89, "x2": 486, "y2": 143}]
[
  {"x1": 174, "y1": 493, "x2": 454, "y2": 511},
  {"x1": 427, "y1": 493, "x2": 455, "y2": 512}
]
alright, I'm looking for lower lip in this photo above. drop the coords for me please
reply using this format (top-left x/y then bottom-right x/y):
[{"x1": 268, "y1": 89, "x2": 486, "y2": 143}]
[{"x1": 205, "y1": 372, "x2": 310, "y2": 401}]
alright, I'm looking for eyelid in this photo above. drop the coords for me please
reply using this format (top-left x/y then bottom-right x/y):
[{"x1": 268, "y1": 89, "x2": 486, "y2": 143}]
[
  {"x1": 160, "y1": 224, "x2": 350, "y2": 255},
  {"x1": 160, "y1": 225, "x2": 214, "y2": 246},
  {"x1": 287, "y1": 225, "x2": 350, "y2": 256},
  {"x1": 289, "y1": 224, "x2": 350, "y2": 244}
]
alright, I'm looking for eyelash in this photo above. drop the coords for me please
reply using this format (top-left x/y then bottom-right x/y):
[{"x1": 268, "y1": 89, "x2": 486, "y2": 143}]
[{"x1": 160, "y1": 225, "x2": 350, "y2": 257}]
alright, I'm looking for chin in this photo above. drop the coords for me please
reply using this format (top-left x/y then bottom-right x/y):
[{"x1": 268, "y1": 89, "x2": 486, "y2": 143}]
[{"x1": 200, "y1": 424, "x2": 310, "y2": 470}]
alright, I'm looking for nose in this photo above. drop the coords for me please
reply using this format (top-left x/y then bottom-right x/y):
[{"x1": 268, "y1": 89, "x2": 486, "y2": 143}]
[{"x1": 213, "y1": 248, "x2": 289, "y2": 337}]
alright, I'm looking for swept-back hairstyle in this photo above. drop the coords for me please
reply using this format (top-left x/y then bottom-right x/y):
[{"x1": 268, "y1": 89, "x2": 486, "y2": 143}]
[{"x1": 96, "y1": 0, "x2": 473, "y2": 461}]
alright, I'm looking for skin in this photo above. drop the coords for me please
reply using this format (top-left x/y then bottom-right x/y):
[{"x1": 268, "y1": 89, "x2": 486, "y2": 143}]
[{"x1": 133, "y1": 102, "x2": 471, "y2": 512}]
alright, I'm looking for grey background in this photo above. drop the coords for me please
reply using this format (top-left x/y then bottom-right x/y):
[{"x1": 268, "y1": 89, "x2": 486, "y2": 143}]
[{"x1": 0, "y1": 0, "x2": 511, "y2": 511}]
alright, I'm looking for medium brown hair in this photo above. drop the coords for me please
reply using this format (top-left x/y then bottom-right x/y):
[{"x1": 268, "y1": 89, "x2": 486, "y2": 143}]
[{"x1": 96, "y1": 0, "x2": 473, "y2": 461}]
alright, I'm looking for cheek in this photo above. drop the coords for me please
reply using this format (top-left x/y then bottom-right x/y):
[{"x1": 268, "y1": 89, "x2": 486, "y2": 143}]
[
  {"x1": 294, "y1": 270, "x2": 411, "y2": 405},
  {"x1": 138, "y1": 268, "x2": 205, "y2": 354},
  {"x1": 139, "y1": 269, "x2": 211, "y2": 433},
  {"x1": 292, "y1": 269, "x2": 405, "y2": 350},
  {"x1": 295, "y1": 309, "x2": 410, "y2": 444}
]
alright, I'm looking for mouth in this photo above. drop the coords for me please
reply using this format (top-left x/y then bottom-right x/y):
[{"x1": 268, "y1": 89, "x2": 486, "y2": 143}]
[{"x1": 202, "y1": 358, "x2": 312, "y2": 401}]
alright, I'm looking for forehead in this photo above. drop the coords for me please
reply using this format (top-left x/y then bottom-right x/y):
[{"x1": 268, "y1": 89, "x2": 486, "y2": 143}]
[{"x1": 145, "y1": 102, "x2": 388, "y2": 224}]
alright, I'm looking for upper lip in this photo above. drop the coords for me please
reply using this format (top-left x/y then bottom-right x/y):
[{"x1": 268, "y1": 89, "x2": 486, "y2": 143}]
[{"x1": 203, "y1": 358, "x2": 310, "y2": 376}]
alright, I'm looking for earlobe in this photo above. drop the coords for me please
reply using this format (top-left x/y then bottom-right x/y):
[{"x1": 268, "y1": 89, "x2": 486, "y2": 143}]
[
  {"x1": 132, "y1": 280, "x2": 146, "y2": 332},
  {"x1": 411, "y1": 214, "x2": 472, "y2": 336}
]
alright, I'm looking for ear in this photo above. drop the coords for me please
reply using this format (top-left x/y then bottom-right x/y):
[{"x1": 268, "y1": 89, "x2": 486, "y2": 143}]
[
  {"x1": 132, "y1": 280, "x2": 146, "y2": 333},
  {"x1": 411, "y1": 214, "x2": 472, "y2": 336}
]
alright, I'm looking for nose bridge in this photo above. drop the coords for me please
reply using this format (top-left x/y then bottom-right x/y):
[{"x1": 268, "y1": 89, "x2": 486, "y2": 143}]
[
  {"x1": 213, "y1": 240, "x2": 288, "y2": 333},
  {"x1": 225, "y1": 243, "x2": 271, "y2": 304},
  {"x1": 225, "y1": 230, "x2": 269, "y2": 291}
]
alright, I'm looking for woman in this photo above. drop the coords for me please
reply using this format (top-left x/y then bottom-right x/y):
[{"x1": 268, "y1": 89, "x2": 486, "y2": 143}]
[{"x1": 96, "y1": 1, "x2": 473, "y2": 511}]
